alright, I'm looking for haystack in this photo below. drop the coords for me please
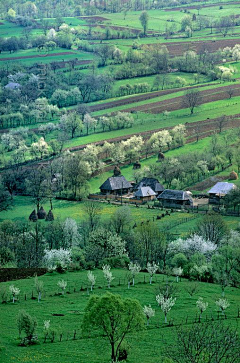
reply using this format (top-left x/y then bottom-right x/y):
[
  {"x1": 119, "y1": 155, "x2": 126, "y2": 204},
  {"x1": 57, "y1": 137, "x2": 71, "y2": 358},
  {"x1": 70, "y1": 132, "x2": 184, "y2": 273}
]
[
  {"x1": 113, "y1": 166, "x2": 121, "y2": 177},
  {"x1": 29, "y1": 210, "x2": 38, "y2": 222},
  {"x1": 37, "y1": 206, "x2": 47, "y2": 219},
  {"x1": 45, "y1": 210, "x2": 54, "y2": 221}
]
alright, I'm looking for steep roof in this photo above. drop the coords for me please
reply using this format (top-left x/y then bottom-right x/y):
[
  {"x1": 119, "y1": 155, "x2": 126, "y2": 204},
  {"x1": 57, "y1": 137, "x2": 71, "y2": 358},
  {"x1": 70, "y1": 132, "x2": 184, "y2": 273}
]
[
  {"x1": 158, "y1": 189, "x2": 192, "y2": 201},
  {"x1": 134, "y1": 186, "x2": 156, "y2": 198},
  {"x1": 5, "y1": 82, "x2": 21, "y2": 90},
  {"x1": 208, "y1": 182, "x2": 236, "y2": 196},
  {"x1": 134, "y1": 177, "x2": 164, "y2": 193},
  {"x1": 100, "y1": 175, "x2": 132, "y2": 191}
]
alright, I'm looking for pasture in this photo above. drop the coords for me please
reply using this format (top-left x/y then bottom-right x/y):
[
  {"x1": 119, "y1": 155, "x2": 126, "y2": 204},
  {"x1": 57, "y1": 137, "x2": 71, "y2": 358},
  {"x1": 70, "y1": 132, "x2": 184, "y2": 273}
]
[{"x1": 0, "y1": 269, "x2": 240, "y2": 363}]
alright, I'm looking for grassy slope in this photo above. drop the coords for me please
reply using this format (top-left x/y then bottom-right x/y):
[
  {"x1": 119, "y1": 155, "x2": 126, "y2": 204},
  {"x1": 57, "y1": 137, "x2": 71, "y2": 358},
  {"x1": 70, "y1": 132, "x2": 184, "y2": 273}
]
[
  {"x1": 0, "y1": 269, "x2": 240, "y2": 363},
  {"x1": 0, "y1": 195, "x2": 206, "y2": 238}
]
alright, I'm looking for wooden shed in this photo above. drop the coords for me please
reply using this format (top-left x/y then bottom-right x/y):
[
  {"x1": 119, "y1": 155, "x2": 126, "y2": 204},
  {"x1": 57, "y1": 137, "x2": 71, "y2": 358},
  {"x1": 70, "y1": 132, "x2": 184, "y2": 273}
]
[{"x1": 157, "y1": 189, "x2": 193, "y2": 208}]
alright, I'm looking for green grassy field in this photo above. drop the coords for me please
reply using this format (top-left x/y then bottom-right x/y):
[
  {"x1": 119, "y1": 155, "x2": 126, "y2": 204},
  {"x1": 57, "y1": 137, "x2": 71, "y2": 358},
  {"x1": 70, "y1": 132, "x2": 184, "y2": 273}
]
[
  {"x1": 0, "y1": 195, "x2": 205, "y2": 237},
  {"x1": 0, "y1": 269, "x2": 240, "y2": 363}
]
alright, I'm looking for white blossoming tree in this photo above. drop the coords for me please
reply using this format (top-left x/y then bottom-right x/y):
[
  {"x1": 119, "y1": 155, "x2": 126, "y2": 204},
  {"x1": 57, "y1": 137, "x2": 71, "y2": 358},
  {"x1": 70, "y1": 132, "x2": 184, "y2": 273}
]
[
  {"x1": 143, "y1": 305, "x2": 155, "y2": 326},
  {"x1": 216, "y1": 298, "x2": 230, "y2": 316},
  {"x1": 169, "y1": 234, "x2": 217, "y2": 260},
  {"x1": 62, "y1": 218, "x2": 80, "y2": 248},
  {"x1": 196, "y1": 297, "x2": 208, "y2": 320},
  {"x1": 57, "y1": 280, "x2": 67, "y2": 295},
  {"x1": 34, "y1": 275, "x2": 44, "y2": 303},
  {"x1": 146, "y1": 262, "x2": 159, "y2": 284},
  {"x1": 43, "y1": 249, "x2": 72, "y2": 271},
  {"x1": 9, "y1": 285, "x2": 20, "y2": 303},
  {"x1": 87, "y1": 271, "x2": 96, "y2": 292},
  {"x1": 156, "y1": 294, "x2": 176, "y2": 323},
  {"x1": 172, "y1": 267, "x2": 183, "y2": 283},
  {"x1": 128, "y1": 262, "x2": 141, "y2": 287},
  {"x1": 102, "y1": 265, "x2": 114, "y2": 289}
]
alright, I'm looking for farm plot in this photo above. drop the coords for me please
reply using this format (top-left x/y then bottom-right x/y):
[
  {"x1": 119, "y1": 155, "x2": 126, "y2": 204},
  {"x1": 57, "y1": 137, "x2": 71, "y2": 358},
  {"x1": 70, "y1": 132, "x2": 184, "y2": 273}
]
[{"x1": 120, "y1": 84, "x2": 240, "y2": 114}]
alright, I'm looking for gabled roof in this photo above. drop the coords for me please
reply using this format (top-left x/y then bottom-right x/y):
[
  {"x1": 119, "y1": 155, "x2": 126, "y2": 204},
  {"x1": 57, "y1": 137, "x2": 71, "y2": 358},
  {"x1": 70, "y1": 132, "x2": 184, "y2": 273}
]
[
  {"x1": 158, "y1": 189, "x2": 192, "y2": 201},
  {"x1": 5, "y1": 82, "x2": 21, "y2": 90},
  {"x1": 100, "y1": 175, "x2": 132, "y2": 191},
  {"x1": 134, "y1": 186, "x2": 156, "y2": 198},
  {"x1": 134, "y1": 177, "x2": 164, "y2": 193},
  {"x1": 208, "y1": 182, "x2": 236, "y2": 196}
]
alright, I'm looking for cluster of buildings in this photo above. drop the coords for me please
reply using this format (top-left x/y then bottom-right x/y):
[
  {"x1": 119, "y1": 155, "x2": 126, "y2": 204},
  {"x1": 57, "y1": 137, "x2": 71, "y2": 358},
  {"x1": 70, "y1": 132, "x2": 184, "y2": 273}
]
[{"x1": 99, "y1": 168, "x2": 237, "y2": 208}]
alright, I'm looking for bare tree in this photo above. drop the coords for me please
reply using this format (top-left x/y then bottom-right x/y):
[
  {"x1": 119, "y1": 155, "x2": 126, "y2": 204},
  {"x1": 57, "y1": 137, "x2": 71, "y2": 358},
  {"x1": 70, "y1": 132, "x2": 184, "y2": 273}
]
[
  {"x1": 226, "y1": 85, "x2": 234, "y2": 99},
  {"x1": 83, "y1": 201, "x2": 102, "y2": 231},
  {"x1": 166, "y1": 322, "x2": 240, "y2": 363},
  {"x1": 182, "y1": 89, "x2": 202, "y2": 114},
  {"x1": 217, "y1": 115, "x2": 228, "y2": 133}
]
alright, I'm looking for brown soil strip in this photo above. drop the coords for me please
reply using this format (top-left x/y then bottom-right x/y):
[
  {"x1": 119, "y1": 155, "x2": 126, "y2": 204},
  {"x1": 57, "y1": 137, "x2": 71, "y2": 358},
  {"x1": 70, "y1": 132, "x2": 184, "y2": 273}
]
[
  {"x1": 0, "y1": 52, "x2": 76, "y2": 61},
  {"x1": 79, "y1": 16, "x2": 109, "y2": 22},
  {"x1": 143, "y1": 38, "x2": 240, "y2": 57},
  {"x1": 120, "y1": 84, "x2": 240, "y2": 114},
  {"x1": 164, "y1": 1, "x2": 240, "y2": 11},
  {"x1": 88, "y1": 82, "x2": 219, "y2": 113}
]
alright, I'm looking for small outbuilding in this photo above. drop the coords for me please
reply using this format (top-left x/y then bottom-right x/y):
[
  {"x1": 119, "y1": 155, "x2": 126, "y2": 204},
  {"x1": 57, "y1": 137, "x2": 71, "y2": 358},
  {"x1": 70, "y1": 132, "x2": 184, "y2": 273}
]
[
  {"x1": 208, "y1": 182, "x2": 236, "y2": 204},
  {"x1": 134, "y1": 186, "x2": 156, "y2": 201},
  {"x1": 157, "y1": 189, "x2": 193, "y2": 208},
  {"x1": 134, "y1": 177, "x2": 164, "y2": 196}
]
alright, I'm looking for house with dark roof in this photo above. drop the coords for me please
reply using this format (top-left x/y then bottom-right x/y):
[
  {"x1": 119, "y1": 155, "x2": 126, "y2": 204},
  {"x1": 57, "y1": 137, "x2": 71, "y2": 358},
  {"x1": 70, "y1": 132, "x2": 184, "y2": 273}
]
[
  {"x1": 208, "y1": 182, "x2": 236, "y2": 204},
  {"x1": 100, "y1": 175, "x2": 132, "y2": 195},
  {"x1": 134, "y1": 177, "x2": 164, "y2": 196},
  {"x1": 157, "y1": 189, "x2": 193, "y2": 208},
  {"x1": 134, "y1": 186, "x2": 156, "y2": 201}
]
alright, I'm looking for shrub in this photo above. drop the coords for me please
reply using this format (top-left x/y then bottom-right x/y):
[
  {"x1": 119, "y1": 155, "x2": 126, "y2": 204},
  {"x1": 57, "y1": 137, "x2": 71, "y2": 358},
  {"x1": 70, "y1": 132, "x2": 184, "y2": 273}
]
[{"x1": 17, "y1": 310, "x2": 38, "y2": 346}]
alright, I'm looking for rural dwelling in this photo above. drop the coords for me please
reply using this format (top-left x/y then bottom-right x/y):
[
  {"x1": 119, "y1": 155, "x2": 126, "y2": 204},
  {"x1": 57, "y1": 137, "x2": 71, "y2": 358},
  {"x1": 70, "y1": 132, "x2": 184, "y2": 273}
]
[
  {"x1": 208, "y1": 182, "x2": 236, "y2": 204},
  {"x1": 100, "y1": 175, "x2": 132, "y2": 195},
  {"x1": 157, "y1": 189, "x2": 193, "y2": 208},
  {"x1": 134, "y1": 177, "x2": 164, "y2": 196},
  {"x1": 134, "y1": 186, "x2": 156, "y2": 201}
]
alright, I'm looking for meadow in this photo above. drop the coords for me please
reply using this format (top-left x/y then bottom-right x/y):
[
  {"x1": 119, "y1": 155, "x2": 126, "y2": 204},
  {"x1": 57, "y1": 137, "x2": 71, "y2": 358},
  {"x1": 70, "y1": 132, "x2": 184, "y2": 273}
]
[{"x1": 0, "y1": 269, "x2": 240, "y2": 363}]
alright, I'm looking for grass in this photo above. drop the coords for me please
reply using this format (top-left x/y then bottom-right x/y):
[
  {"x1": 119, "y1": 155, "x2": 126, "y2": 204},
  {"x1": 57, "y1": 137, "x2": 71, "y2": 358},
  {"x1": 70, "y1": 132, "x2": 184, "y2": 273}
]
[
  {"x1": 63, "y1": 91, "x2": 240, "y2": 149},
  {"x1": 0, "y1": 268, "x2": 240, "y2": 363},
  {"x1": 0, "y1": 195, "x2": 203, "y2": 237}
]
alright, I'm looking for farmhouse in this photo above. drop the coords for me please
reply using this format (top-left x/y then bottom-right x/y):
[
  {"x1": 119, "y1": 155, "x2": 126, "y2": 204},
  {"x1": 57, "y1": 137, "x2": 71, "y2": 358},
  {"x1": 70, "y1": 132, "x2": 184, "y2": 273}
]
[
  {"x1": 134, "y1": 177, "x2": 164, "y2": 196},
  {"x1": 100, "y1": 171, "x2": 132, "y2": 195},
  {"x1": 208, "y1": 182, "x2": 236, "y2": 203},
  {"x1": 134, "y1": 186, "x2": 156, "y2": 201},
  {"x1": 157, "y1": 189, "x2": 193, "y2": 208}
]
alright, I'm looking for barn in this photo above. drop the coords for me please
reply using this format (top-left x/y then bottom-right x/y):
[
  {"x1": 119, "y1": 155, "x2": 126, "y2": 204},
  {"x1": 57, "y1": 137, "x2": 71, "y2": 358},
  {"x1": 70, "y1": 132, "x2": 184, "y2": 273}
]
[
  {"x1": 157, "y1": 189, "x2": 193, "y2": 208},
  {"x1": 134, "y1": 177, "x2": 164, "y2": 196},
  {"x1": 208, "y1": 182, "x2": 236, "y2": 204},
  {"x1": 134, "y1": 186, "x2": 156, "y2": 201}
]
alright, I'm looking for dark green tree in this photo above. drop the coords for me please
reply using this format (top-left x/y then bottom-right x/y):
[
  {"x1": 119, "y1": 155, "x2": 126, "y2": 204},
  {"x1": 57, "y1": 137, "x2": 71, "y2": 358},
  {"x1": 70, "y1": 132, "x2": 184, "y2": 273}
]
[{"x1": 82, "y1": 293, "x2": 145, "y2": 362}]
